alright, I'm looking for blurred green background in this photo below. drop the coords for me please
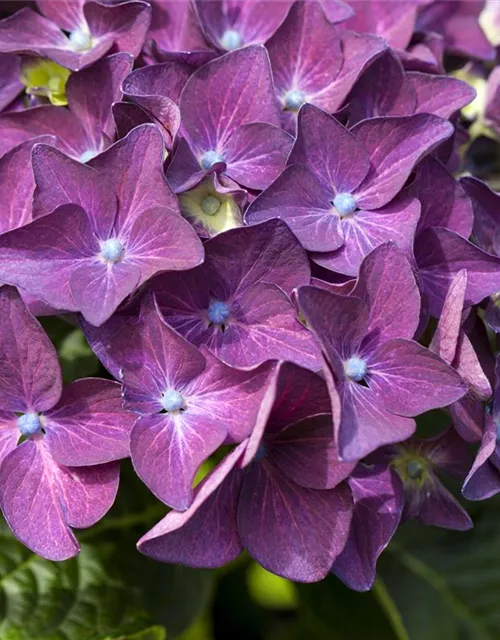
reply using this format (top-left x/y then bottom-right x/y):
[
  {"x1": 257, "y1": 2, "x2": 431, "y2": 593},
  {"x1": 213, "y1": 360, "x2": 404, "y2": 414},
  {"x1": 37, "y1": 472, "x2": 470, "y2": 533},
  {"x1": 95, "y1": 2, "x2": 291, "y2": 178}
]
[{"x1": 0, "y1": 303, "x2": 496, "y2": 640}]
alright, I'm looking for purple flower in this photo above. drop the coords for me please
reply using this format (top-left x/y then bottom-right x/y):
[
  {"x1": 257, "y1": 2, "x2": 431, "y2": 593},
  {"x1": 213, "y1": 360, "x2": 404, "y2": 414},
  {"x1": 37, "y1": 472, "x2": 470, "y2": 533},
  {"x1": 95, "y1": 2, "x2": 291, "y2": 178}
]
[
  {"x1": 0, "y1": 53, "x2": 133, "y2": 160},
  {"x1": 107, "y1": 292, "x2": 275, "y2": 510},
  {"x1": 0, "y1": 1, "x2": 151, "y2": 71},
  {"x1": 137, "y1": 361, "x2": 355, "y2": 583},
  {"x1": 247, "y1": 103, "x2": 452, "y2": 276},
  {"x1": 297, "y1": 243, "x2": 467, "y2": 460},
  {"x1": 194, "y1": 0, "x2": 294, "y2": 52},
  {"x1": 166, "y1": 46, "x2": 293, "y2": 193},
  {"x1": 0, "y1": 52, "x2": 22, "y2": 111},
  {"x1": 149, "y1": 219, "x2": 321, "y2": 370},
  {"x1": 462, "y1": 357, "x2": 500, "y2": 501},
  {"x1": 430, "y1": 270, "x2": 492, "y2": 443},
  {"x1": 0, "y1": 286, "x2": 135, "y2": 560},
  {"x1": 331, "y1": 464, "x2": 404, "y2": 591},
  {"x1": 387, "y1": 427, "x2": 473, "y2": 531},
  {"x1": 0, "y1": 124, "x2": 204, "y2": 325},
  {"x1": 266, "y1": 0, "x2": 386, "y2": 131}
]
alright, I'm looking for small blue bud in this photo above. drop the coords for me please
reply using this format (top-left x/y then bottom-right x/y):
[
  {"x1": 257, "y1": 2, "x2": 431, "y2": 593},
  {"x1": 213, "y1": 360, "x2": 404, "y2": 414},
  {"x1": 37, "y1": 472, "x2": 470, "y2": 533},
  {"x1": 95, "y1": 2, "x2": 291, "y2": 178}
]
[
  {"x1": 208, "y1": 300, "x2": 231, "y2": 325},
  {"x1": 17, "y1": 412, "x2": 42, "y2": 436},
  {"x1": 161, "y1": 389, "x2": 185, "y2": 412},
  {"x1": 344, "y1": 356, "x2": 367, "y2": 382},
  {"x1": 333, "y1": 193, "x2": 358, "y2": 216},
  {"x1": 220, "y1": 29, "x2": 242, "y2": 51},
  {"x1": 100, "y1": 238, "x2": 124, "y2": 263},
  {"x1": 200, "y1": 150, "x2": 225, "y2": 170},
  {"x1": 406, "y1": 459, "x2": 425, "y2": 480},
  {"x1": 283, "y1": 89, "x2": 305, "y2": 111},
  {"x1": 201, "y1": 195, "x2": 221, "y2": 215}
]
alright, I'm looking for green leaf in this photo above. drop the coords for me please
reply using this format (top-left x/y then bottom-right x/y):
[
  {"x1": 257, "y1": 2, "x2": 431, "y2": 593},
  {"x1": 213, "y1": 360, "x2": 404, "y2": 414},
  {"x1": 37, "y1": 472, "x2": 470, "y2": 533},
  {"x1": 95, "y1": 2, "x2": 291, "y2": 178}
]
[
  {"x1": 108, "y1": 625, "x2": 167, "y2": 640},
  {"x1": 58, "y1": 328, "x2": 100, "y2": 383},
  {"x1": 0, "y1": 521, "x2": 158, "y2": 640},
  {"x1": 247, "y1": 563, "x2": 297, "y2": 610}
]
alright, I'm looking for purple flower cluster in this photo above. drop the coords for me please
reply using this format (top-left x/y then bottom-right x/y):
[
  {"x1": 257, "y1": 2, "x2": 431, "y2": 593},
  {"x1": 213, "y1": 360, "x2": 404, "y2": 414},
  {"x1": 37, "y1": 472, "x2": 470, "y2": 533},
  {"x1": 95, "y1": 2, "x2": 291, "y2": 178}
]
[{"x1": 0, "y1": 0, "x2": 498, "y2": 589}]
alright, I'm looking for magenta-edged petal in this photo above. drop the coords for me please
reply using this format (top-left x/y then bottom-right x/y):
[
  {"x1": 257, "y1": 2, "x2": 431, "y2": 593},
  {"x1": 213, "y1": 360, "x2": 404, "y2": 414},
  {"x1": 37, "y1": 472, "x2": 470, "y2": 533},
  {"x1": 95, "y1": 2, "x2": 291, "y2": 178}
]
[
  {"x1": 0, "y1": 412, "x2": 19, "y2": 465},
  {"x1": 311, "y1": 196, "x2": 420, "y2": 278},
  {"x1": 407, "y1": 157, "x2": 473, "y2": 238},
  {"x1": 246, "y1": 164, "x2": 343, "y2": 253},
  {"x1": 312, "y1": 32, "x2": 387, "y2": 114},
  {"x1": 114, "y1": 293, "x2": 206, "y2": 414},
  {"x1": 195, "y1": 0, "x2": 291, "y2": 51},
  {"x1": 56, "y1": 459, "x2": 119, "y2": 529},
  {"x1": 0, "y1": 53, "x2": 22, "y2": 111},
  {"x1": 44, "y1": 378, "x2": 135, "y2": 466},
  {"x1": 351, "y1": 243, "x2": 420, "y2": 343},
  {"x1": 332, "y1": 465, "x2": 404, "y2": 591},
  {"x1": 89, "y1": 124, "x2": 177, "y2": 235},
  {"x1": 37, "y1": 0, "x2": 86, "y2": 31},
  {"x1": 289, "y1": 104, "x2": 370, "y2": 193},
  {"x1": 238, "y1": 460, "x2": 352, "y2": 582},
  {"x1": 0, "y1": 105, "x2": 87, "y2": 159},
  {"x1": 0, "y1": 135, "x2": 56, "y2": 233},
  {"x1": 353, "y1": 114, "x2": 454, "y2": 209},
  {"x1": 339, "y1": 382, "x2": 416, "y2": 461},
  {"x1": 69, "y1": 260, "x2": 141, "y2": 327},
  {"x1": 462, "y1": 417, "x2": 500, "y2": 500},
  {"x1": 369, "y1": 338, "x2": 467, "y2": 417},
  {"x1": 297, "y1": 286, "x2": 369, "y2": 362},
  {"x1": 83, "y1": 0, "x2": 151, "y2": 59},
  {"x1": 32, "y1": 144, "x2": 117, "y2": 237},
  {"x1": 0, "y1": 286, "x2": 61, "y2": 413},
  {"x1": 180, "y1": 45, "x2": 280, "y2": 153},
  {"x1": 138, "y1": 442, "x2": 247, "y2": 566},
  {"x1": 408, "y1": 72, "x2": 476, "y2": 119},
  {"x1": 415, "y1": 227, "x2": 500, "y2": 317},
  {"x1": 224, "y1": 123, "x2": 293, "y2": 191},
  {"x1": 210, "y1": 282, "x2": 320, "y2": 370},
  {"x1": 344, "y1": 0, "x2": 418, "y2": 50},
  {"x1": 185, "y1": 352, "x2": 275, "y2": 444},
  {"x1": 269, "y1": 414, "x2": 355, "y2": 490},
  {"x1": 347, "y1": 50, "x2": 416, "y2": 125},
  {"x1": 122, "y1": 62, "x2": 190, "y2": 147},
  {"x1": 131, "y1": 409, "x2": 226, "y2": 510},
  {"x1": 66, "y1": 52, "x2": 134, "y2": 151},
  {"x1": 430, "y1": 269, "x2": 467, "y2": 365},
  {"x1": 0, "y1": 440, "x2": 79, "y2": 560}
]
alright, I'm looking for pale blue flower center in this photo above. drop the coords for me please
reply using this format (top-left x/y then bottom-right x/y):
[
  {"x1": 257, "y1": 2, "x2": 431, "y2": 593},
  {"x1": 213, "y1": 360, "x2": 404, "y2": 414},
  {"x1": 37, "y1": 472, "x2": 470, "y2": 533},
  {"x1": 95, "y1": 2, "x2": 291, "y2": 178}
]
[
  {"x1": 406, "y1": 460, "x2": 425, "y2": 480},
  {"x1": 255, "y1": 443, "x2": 267, "y2": 461},
  {"x1": 201, "y1": 195, "x2": 221, "y2": 215},
  {"x1": 100, "y1": 238, "x2": 124, "y2": 263},
  {"x1": 344, "y1": 357, "x2": 367, "y2": 382},
  {"x1": 200, "y1": 150, "x2": 225, "y2": 170},
  {"x1": 69, "y1": 29, "x2": 92, "y2": 52},
  {"x1": 208, "y1": 300, "x2": 230, "y2": 325},
  {"x1": 80, "y1": 149, "x2": 97, "y2": 163},
  {"x1": 220, "y1": 29, "x2": 242, "y2": 50},
  {"x1": 333, "y1": 193, "x2": 358, "y2": 216},
  {"x1": 17, "y1": 412, "x2": 42, "y2": 436},
  {"x1": 284, "y1": 89, "x2": 305, "y2": 111},
  {"x1": 161, "y1": 389, "x2": 185, "y2": 412}
]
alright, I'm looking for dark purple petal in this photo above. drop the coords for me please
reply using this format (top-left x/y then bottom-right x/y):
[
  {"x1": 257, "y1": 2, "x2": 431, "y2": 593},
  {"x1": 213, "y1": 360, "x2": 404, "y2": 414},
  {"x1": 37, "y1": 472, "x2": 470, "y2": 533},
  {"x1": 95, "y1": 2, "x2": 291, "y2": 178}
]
[
  {"x1": 332, "y1": 465, "x2": 404, "y2": 591},
  {"x1": 0, "y1": 286, "x2": 61, "y2": 413},
  {"x1": 44, "y1": 378, "x2": 135, "y2": 466},
  {"x1": 138, "y1": 442, "x2": 247, "y2": 566},
  {"x1": 460, "y1": 175, "x2": 500, "y2": 253},
  {"x1": 238, "y1": 460, "x2": 352, "y2": 582},
  {"x1": 462, "y1": 417, "x2": 500, "y2": 500},
  {"x1": 410, "y1": 472, "x2": 473, "y2": 531},
  {"x1": 0, "y1": 53, "x2": 22, "y2": 111}
]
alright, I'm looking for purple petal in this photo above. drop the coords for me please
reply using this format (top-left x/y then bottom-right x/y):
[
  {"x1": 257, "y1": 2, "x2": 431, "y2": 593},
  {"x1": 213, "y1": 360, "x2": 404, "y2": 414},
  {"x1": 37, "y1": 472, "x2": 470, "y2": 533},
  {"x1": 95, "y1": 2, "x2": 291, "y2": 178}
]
[
  {"x1": 0, "y1": 135, "x2": 56, "y2": 233},
  {"x1": 289, "y1": 103, "x2": 370, "y2": 193},
  {"x1": 332, "y1": 465, "x2": 404, "y2": 591},
  {"x1": 148, "y1": 0, "x2": 209, "y2": 55},
  {"x1": 462, "y1": 417, "x2": 500, "y2": 500},
  {"x1": 415, "y1": 227, "x2": 500, "y2": 317},
  {"x1": 0, "y1": 53, "x2": 22, "y2": 112},
  {"x1": 246, "y1": 164, "x2": 343, "y2": 253},
  {"x1": 351, "y1": 242, "x2": 420, "y2": 343},
  {"x1": 460, "y1": 175, "x2": 500, "y2": 252},
  {"x1": 353, "y1": 114, "x2": 454, "y2": 209},
  {"x1": 344, "y1": 1, "x2": 418, "y2": 50},
  {"x1": 0, "y1": 412, "x2": 19, "y2": 465},
  {"x1": 429, "y1": 269, "x2": 467, "y2": 364},
  {"x1": 179, "y1": 45, "x2": 280, "y2": 153},
  {"x1": 454, "y1": 333, "x2": 492, "y2": 400},
  {"x1": 224, "y1": 123, "x2": 293, "y2": 190},
  {"x1": 269, "y1": 414, "x2": 355, "y2": 490},
  {"x1": 408, "y1": 71, "x2": 476, "y2": 119},
  {"x1": 44, "y1": 378, "x2": 135, "y2": 466},
  {"x1": 238, "y1": 460, "x2": 352, "y2": 582},
  {"x1": 0, "y1": 286, "x2": 61, "y2": 412},
  {"x1": 37, "y1": 0, "x2": 86, "y2": 31},
  {"x1": 369, "y1": 338, "x2": 467, "y2": 416},
  {"x1": 138, "y1": 442, "x2": 247, "y2": 566}
]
